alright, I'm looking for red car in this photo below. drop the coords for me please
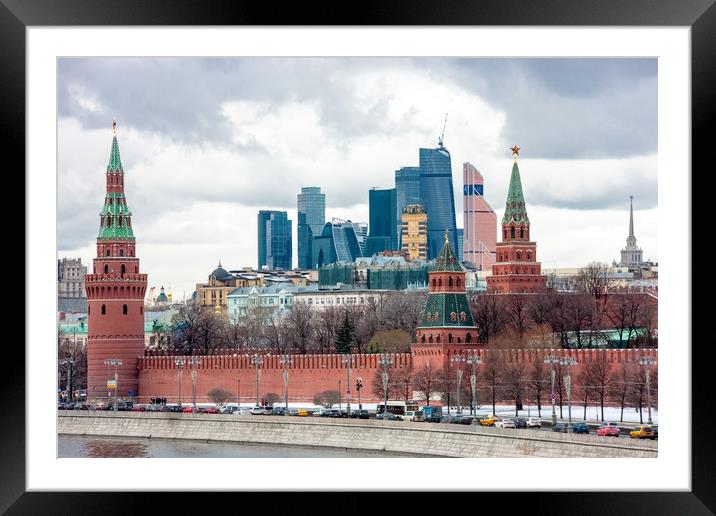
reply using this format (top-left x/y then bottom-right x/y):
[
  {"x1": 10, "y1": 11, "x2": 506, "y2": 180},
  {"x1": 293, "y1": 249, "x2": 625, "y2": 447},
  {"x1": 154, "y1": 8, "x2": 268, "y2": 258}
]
[
  {"x1": 182, "y1": 406, "x2": 198, "y2": 413},
  {"x1": 131, "y1": 405, "x2": 146, "y2": 412},
  {"x1": 203, "y1": 406, "x2": 220, "y2": 414},
  {"x1": 596, "y1": 422, "x2": 621, "y2": 437}
]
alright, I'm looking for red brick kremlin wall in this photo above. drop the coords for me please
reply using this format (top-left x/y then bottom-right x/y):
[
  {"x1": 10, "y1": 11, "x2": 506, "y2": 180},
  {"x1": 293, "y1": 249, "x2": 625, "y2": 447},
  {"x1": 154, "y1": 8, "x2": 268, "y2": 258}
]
[{"x1": 136, "y1": 348, "x2": 657, "y2": 405}]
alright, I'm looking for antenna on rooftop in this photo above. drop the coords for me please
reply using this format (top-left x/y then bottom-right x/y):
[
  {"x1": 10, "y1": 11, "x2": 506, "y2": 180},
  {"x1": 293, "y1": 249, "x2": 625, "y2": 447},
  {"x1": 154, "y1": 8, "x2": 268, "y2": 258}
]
[{"x1": 438, "y1": 113, "x2": 448, "y2": 148}]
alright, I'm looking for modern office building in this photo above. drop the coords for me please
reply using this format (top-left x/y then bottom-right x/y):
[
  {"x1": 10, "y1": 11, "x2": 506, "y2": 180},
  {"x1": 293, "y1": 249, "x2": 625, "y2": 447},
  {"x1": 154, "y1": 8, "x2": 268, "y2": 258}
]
[
  {"x1": 457, "y1": 228, "x2": 464, "y2": 262},
  {"x1": 312, "y1": 219, "x2": 363, "y2": 268},
  {"x1": 395, "y1": 166, "x2": 421, "y2": 248},
  {"x1": 297, "y1": 187, "x2": 326, "y2": 269},
  {"x1": 367, "y1": 187, "x2": 397, "y2": 255},
  {"x1": 486, "y1": 147, "x2": 547, "y2": 293},
  {"x1": 258, "y1": 210, "x2": 292, "y2": 270},
  {"x1": 419, "y1": 143, "x2": 458, "y2": 260},
  {"x1": 462, "y1": 162, "x2": 497, "y2": 271},
  {"x1": 352, "y1": 222, "x2": 368, "y2": 256},
  {"x1": 400, "y1": 204, "x2": 428, "y2": 260}
]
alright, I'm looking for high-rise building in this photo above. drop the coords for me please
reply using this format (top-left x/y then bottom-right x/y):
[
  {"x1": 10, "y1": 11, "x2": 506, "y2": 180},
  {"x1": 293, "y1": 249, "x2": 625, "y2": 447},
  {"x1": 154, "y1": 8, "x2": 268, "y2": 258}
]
[
  {"x1": 297, "y1": 187, "x2": 326, "y2": 269},
  {"x1": 618, "y1": 196, "x2": 645, "y2": 270},
  {"x1": 352, "y1": 222, "x2": 368, "y2": 256},
  {"x1": 401, "y1": 204, "x2": 428, "y2": 260},
  {"x1": 312, "y1": 219, "x2": 363, "y2": 268},
  {"x1": 462, "y1": 162, "x2": 497, "y2": 270},
  {"x1": 457, "y1": 228, "x2": 464, "y2": 262},
  {"x1": 258, "y1": 211, "x2": 292, "y2": 270},
  {"x1": 419, "y1": 143, "x2": 458, "y2": 260},
  {"x1": 85, "y1": 121, "x2": 148, "y2": 400},
  {"x1": 367, "y1": 187, "x2": 397, "y2": 255},
  {"x1": 58, "y1": 258, "x2": 87, "y2": 298},
  {"x1": 395, "y1": 166, "x2": 421, "y2": 248},
  {"x1": 486, "y1": 146, "x2": 547, "y2": 293}
]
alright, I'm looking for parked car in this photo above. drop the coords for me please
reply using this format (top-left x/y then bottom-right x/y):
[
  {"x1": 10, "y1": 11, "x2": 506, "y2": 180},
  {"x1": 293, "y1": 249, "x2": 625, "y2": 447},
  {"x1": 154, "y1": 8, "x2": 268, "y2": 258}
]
[
  {"x1": 222, "y1": 406, "x2": 238, "y2": 414},
  {"x1": 250, "y1": 406, "x2": 266, "y2": 415},
  {"x1": 570, "y1": 422, "x2": 589, "y2": 434},
  {"x1": 131, "y1": 405, "x2": 146, "y2": 412},
  {"x1": 313, "y1": 408, "x2": 329, "y2": 417},
  {"x1": 117, "y1": 401, "x2": 134, "y2": 411},
  {"x1": 496, "y1": 418, "x2": 516, "y2": 429},
  {"x1": 596, "y1": 422, "x2": 621, "y2": 437},
  {"x1": 288, "y1": 408, "x2": 299, "y2": 416},
  {"x1": 350, "y1": 409, "x2": 370, "y2": 419},
  {"x1": 182, "y1": 406, "x2": 198, "y2": 413},
  {"x1": 552, "y1": 422, "x2": 569, "y2": 433},
  {"x1": 479, "y1": 415, "x2": 498, "y2": 426},
  {"x1": 450, "y1": 415, "x2": 473, "y2": 425},
  {"x1": 297, "y1": 409, "x2": 309, "y2": 417},
  {"x1": 526, "y1": 418, "x2": 542, "y2": 428},
  {"x1": 270, "y1": 407, "x2": 287, "y2": 416},
  {"x1": 203, "y1": 406, "x2": 220, "y2": 414},
  {"x1": 630, "y1": 426, "x2": 656, "y2": 439},
  {"x1": 168, "y1": 404, "x2": 183, "y2": 412},
  {"x1": 404, "y1": 410, "x2": 424, "y2": 422},
  {"x1": 145, "y1": 404, "x2": 162, "y2": 412},
  {"x1": 513, "y1": 417, "x2": 527, "y2": 429},
  {"x1": 376, "y1": 412, "x2": 399, "y2": 421},
  {"x1": 651, "y1": 425, "x2": 658, "y2": 440}
]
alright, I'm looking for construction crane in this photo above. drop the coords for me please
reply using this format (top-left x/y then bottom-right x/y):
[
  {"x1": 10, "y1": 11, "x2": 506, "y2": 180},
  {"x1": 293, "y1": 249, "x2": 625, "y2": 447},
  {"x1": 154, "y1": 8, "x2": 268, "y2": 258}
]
[{"x1": 438, "y1": 113, "x2": 448, "y2": 148}]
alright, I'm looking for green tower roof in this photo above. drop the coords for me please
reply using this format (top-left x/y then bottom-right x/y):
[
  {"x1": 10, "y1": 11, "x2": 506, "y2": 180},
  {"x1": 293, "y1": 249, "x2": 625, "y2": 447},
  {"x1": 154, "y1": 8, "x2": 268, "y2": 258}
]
[
  {"x1": 417, "y1": 292, "x2": 475, "y2": 328},
  {"x1": 107, "y1": 135, "x2": 123, "y2": 172},
  {"x1": 432, "y1": 233, "x2": 463, "y2": 272},
  {"x1": 502, "y1": 160, "x2": 530, "y2": 226}
]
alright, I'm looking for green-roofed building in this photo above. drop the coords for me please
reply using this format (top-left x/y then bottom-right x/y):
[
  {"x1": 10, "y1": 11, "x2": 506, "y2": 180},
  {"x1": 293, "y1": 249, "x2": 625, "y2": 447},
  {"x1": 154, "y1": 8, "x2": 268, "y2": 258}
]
[{"x1": 413, "y1": 233, "x2": 479, "y2": 370}]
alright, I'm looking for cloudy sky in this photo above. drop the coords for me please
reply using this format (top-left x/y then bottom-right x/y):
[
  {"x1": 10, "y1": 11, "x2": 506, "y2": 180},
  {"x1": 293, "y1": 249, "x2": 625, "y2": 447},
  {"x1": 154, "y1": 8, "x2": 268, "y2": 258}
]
[{"x1": 58, "y1": 58, "x2": 657, "y2": 299}]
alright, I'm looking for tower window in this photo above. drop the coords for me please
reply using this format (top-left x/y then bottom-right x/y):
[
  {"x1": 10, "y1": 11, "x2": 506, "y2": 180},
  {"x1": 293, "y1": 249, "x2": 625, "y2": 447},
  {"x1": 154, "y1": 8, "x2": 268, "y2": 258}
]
[
  {"x1": 101, "y1": 304, "x2": 106, "y2": 315},
  {"x1": 457, "y1": 277, "x2": 461, "y2": 287},
  {"x1": 520, "y1": 227, "x2": 524, "y2": 238},
  {"x1": 104, "y1": 264, "x2": 109, "y2": 274},
  {"x1": 106, "y1": 249, "x2": 110, "y2": 257},
  {"x1": 448, "y1": 277, "x2": 453, "y2": 287},
  {"x1": 120, "y1": 249, "x2": 124, "y2": 257},
  {"x1": 121, "y1": 264, "x2": 126, "y2": 275},
  {"x1": 466, "y1": 333, "x2": 472, "y2": 343},
  {"x1": 123, "y1": 304, "x2": 128, "y2": 315},
  {"x1": 511, "y1": 227, "x2": 515, "y2": 238}
]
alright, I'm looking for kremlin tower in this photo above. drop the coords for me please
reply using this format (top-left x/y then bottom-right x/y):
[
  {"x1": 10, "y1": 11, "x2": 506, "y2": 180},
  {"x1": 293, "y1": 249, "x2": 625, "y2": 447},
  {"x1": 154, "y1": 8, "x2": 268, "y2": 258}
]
[
  {"x1": 84, "y1": 121, "x2": 147, "y2": 400},
  {"x1": 412, "y1": 234, "x2": 480, "y2": 369},
  {"x1": 486, "y1": 146, "x2": 547, "y2": 293}
]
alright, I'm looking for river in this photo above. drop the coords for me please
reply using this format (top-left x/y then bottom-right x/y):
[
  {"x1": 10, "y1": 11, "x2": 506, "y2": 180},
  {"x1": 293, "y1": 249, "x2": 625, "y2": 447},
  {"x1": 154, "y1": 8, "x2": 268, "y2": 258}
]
[{"x1": 58, "y1": 434, "x2": 417, "y2": 458}]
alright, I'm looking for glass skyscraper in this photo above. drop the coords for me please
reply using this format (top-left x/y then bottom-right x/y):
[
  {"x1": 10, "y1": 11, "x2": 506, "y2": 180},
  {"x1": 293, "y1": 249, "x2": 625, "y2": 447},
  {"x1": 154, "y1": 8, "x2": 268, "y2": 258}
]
[
  {"x1": 258, "y1": 210, "x2": 292, "y2": 270},
  {"x1": 367, "y1": 187, "x2": 397, "y2": 254},
  {"x1": 312, "y1": 219, "x2": 362, "y2": 268},
  {"x1": 395, "y1": 167, "x2": 421, "y2": 248},
  {"x1": 419, "y1": 144, "x2": 458, "y2": 260},
  {"x1": 297, "y1": 187, "x2": 326, "y2": 269}
]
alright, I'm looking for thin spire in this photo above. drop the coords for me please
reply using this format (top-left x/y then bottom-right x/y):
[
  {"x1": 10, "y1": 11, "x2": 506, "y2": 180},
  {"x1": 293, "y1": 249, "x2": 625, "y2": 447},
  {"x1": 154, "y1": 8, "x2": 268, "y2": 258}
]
[
  {"x1": 629, "y1": 196, "x2": 635, "y2": 238},
  {"x1": 107, "y1": 120, "x2": 123, "y2": 172},
  {"x1": 502, "y1": 146, "x2": 529, "y2": 226}
]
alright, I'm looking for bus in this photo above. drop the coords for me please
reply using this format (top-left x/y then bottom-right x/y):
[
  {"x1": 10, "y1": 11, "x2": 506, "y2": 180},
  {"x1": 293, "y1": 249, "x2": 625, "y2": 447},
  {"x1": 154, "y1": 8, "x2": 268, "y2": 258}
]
[{"x1": 376, "y1": 401, "x2": 423, "y2": 421}]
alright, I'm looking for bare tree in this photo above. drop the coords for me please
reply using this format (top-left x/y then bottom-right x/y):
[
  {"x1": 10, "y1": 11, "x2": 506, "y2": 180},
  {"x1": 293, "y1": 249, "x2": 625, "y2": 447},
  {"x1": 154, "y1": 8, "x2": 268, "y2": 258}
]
[
  {"x1": 412, "y1": 363, "x2": 439, "y2": 406},
  {"x1": 263, "y1": 392, "x2": 281, "y2": 406},
  {"x1": 527, "y1": 351, "x2": 548, "y2": 417},
  {"x1": 470, "y1": 293, "x2": 507, "y2": 345},
  {"x1": 314, "y1": 306, "x2": 341, "y2": 353},
  {"x1": 575, "y1": 261, "x2": 614, "y2": 306},
  {"x1": 503, "y1": 357, "x2": 527, "y2": 416},
  {"x1": 313, "y1": 390, "x2": 340, "y2": 408},
  {"x1": 395, "y1": 365, "x2": 415, "y2": 404},
  {"x1": 609, "y1": 361, "x2": 631, "y2": 422},
  {"x1": 563, "y1": 293, "x2": 595, "y2": 349},
  {"x1": 481, "y1": 348, "x2": 503, "y2": 416},
  {"x1": 207, "y1": 387, "x2": 233, "y2": 406},
  {"x1": 371, "y1": 364, "x2": 401, "y2": 400},
  {"x1": 285, "y1": 302, "x2": 314, "y2": 354},
  {"x1": 505, "y1": 294, "x2": 532, "y2": 345}
]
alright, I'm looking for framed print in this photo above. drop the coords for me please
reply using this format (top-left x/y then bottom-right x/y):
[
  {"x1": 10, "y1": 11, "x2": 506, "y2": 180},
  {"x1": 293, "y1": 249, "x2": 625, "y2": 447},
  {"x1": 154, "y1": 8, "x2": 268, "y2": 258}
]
[{"x1": 5, "y1": 0, "x2": 711, "y2": 513}]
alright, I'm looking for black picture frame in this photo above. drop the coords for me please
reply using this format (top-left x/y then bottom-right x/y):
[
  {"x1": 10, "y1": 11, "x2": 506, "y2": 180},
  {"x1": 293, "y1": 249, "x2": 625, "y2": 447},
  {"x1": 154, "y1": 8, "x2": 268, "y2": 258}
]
[{"x1": 4, "y1": 0, "x2": 708, "y2": 513}]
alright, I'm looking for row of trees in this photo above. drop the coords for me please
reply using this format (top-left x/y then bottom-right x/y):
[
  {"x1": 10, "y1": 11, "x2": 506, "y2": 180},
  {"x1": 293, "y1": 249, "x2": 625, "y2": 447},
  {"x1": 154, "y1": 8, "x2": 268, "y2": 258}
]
[
  {"x1": 156, "y1": 285, "x2": 656, "y2": 356},
  {"x1": 372, "y1": 352, "x2": 658, "y2": 424}
]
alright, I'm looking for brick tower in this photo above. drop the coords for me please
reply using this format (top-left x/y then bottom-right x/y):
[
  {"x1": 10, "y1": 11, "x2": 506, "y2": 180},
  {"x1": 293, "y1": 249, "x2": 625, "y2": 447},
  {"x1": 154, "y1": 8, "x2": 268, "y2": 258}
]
[
  {"x1": 84, "y1": 121, "x2": 147, "y2": 400},
  {"x1": 412, "y1": 234, "x2": 479, "y2": 370},
  {"x1": 486, "y1": 146, "x2": 547, "y2": 293}
]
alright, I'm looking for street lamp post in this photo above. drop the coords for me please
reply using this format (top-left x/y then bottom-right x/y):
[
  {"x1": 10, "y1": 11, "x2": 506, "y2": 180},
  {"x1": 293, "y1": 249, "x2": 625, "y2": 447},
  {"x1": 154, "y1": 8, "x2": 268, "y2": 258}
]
[
  {"x1": 466, "y1": 353, "x2": 481, "y2": 417},
  {"x1": 280, "y1": 355, "x2": 292, "y2": 410},
  {"x1": 355, "y1": 377, "x2": 363, "y2": 410},
  {"x1": 544, "y1": 355, "x2": 560, "y2": 426},
  {"x1": 174, "y1": 357, "x2": 186, "y2": 407},
  {"x1": 639, "y1": 356, "x2": 657, "y2": 425},
  {"x1": 378, "y1": 355, "x2": 393, "y2": 419},
  {"x1": 104, "y1": 358, "x2": 122, "y2": 411},
  {"x1": 560, "y1": 357, "x2": 576, "y2": 430},
  {"x1": 342, "y1": 355, "x2": 353, "y2": 415},
  {"x1": 59, "y1": 358, "x2": 74, "y2": 403},
  {"x1": 189, "y1": 356, "x2": 201, "y2": 408},
  {"x1": 251, "y1": 354, "x2": 263, "y2": 407},
  {"x1": 451, "y1": 354, "x2": 466, "y2": 415}
]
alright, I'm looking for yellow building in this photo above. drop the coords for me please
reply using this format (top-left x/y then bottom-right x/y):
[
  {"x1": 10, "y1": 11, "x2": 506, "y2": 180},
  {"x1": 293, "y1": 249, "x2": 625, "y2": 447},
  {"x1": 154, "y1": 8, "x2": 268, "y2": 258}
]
[
  {"x1": 401, "y1": 204, "x2": 428, "y2": 260},
  {"x1": 195, "y1": 263, "x2": 263, "y2": 314}
]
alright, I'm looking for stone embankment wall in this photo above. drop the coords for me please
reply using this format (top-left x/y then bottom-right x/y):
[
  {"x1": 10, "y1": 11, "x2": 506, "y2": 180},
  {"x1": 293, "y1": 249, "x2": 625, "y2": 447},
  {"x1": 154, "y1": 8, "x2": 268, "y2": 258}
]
[{"x1": 58, "y1": 411, "x2": 657, "y2": 458}]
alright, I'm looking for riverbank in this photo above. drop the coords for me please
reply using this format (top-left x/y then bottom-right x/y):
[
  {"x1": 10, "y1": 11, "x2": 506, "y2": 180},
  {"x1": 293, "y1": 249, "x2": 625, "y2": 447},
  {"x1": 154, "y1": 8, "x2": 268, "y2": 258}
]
[{"x1": 58, "y1": 411, "x2": 657, "y2": 458}]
